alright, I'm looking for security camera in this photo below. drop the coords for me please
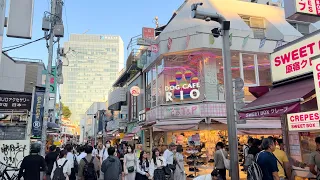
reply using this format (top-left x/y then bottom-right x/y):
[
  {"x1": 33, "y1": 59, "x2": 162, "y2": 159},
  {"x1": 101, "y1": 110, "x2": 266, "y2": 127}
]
[{"x1": 211, "y1": 28, "x2": 221, "y2": 38}]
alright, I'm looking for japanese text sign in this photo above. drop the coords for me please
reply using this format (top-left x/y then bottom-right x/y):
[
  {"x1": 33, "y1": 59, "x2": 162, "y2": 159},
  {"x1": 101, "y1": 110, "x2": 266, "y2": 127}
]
[
  {"x1": 312, "y1": 55, "x2": 320, "y2": 108},
  {"x1": 270, "y1": 32, "x2": 320, "y2": 82},
  {"x1": 287, "y1": 111, "x2": 320, "y2": 131},
  {"x1": 164, "y1": 105, "x2": 200, "y2": 118},
  {"x1": 296, "y1": 0, "x2": 320, "y2": 16},
  {"x1": 0, "y1": 94, "x2": 32, "y2": 110},
  {"x1": 142, "y1": 27, "x2": 155, "y2": 40}
]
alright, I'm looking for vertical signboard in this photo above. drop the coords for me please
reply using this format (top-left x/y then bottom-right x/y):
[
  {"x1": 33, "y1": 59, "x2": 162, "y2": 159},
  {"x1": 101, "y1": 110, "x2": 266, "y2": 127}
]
[
  {"x1": 312, "y1": 55, "x2": 320, "y2": 108},
  {"x1": 42, "y1": 67, "x2": 57, "y2": 94},
  {"x1": 284, "y1": 0, "x2": 320, "y2": 22},
  {"x1": 31, "y1": 87, "x2": 45, "y2": 139}
]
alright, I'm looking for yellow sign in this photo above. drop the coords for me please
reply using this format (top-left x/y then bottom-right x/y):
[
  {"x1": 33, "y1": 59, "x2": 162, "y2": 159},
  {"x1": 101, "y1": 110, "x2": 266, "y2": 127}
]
[{"x1": 54, "y1": 141, "x2": 61, "y2": 146}]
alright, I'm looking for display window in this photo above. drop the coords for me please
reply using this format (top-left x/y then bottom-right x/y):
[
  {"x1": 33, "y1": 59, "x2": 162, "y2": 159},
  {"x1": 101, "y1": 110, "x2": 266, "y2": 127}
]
[{"x1": 299, "y1": 132, "x2": 319, "y2": 164}]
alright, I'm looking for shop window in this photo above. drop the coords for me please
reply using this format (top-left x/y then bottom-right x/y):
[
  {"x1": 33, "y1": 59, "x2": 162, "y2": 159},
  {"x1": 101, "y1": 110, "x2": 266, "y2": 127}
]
[
  {"x1": 240, "y1": 53, "x2": 259, "y2": 86},
  {"x1": 289, "y1": 22, "x2": 310, "y2": 35},
  {"x1": 145, "y1": 71, "x2": 151, "y2": 109},
  {"x1": 257, "y1": 54, "x2": 271, "y2": 86}
]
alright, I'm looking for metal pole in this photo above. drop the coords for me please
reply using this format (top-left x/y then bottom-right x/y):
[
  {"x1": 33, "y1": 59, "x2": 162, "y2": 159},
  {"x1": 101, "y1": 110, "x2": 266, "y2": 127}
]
[
  {"x1": 94, "y1": 116, "x2": 97, "y2": 145},
  {"x1": 221, "y1": 29, "x2": 239, "y2": 179},
  {"x1": 40, "y1": 0, "x2": 56, "y2": 156},
  {"x1": 0, "y1": 0, "x2": 6, "y2": 66}
]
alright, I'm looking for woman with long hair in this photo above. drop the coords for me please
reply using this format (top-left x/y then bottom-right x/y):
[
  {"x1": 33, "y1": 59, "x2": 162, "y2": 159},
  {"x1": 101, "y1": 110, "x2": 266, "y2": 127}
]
[
  {"x1": 151, "y1": 148, "x2": 166, "y2": 180},
  {"x1": 135, "y1": 151, "x2": 152, "y2": 180},
  {"x1": 124, "y1": 145, "x2": 136, "y2": 180},
  {"x1": 174, "y1": 145, "x2": 186, "y2": 180}
]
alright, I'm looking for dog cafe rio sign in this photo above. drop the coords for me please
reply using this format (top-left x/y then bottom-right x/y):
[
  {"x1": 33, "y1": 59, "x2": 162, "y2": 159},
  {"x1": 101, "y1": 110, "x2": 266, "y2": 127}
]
[{"x1": 165, "y1": 71, "x2": 200, "y2": 102}]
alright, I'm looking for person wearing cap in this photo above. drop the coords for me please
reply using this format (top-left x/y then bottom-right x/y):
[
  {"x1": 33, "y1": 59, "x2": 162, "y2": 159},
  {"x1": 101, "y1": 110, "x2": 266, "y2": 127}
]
[
  {"x1": 163, "y1": 142, "x2": 176, "y2": 180},
  {"x1": 17, "y1": 142, "x2": 47, "y2": 180}
]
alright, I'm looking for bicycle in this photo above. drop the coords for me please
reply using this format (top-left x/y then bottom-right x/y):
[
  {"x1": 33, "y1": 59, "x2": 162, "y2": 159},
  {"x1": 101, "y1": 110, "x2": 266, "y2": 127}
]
[{"x1": 0, "y1": 162, "x2": 20, "y2": 180}]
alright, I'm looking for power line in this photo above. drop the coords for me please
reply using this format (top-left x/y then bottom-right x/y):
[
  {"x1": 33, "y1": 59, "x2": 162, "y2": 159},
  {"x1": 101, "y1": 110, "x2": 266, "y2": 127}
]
[{"x1": 2, "y1": 36, "x2": 46, "y2": 52}]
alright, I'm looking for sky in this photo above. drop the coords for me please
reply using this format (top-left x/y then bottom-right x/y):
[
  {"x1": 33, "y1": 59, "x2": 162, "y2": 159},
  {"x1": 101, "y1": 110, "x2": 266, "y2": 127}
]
[{"x1": 3, "y1": 0, "x2": 184, "y2": 65}]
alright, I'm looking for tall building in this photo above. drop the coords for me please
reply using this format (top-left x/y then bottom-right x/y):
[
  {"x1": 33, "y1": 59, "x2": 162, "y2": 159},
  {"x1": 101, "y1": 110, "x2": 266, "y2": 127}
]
[{"x1": 61, "y1": 34, "x2": 124, "y2": 122}]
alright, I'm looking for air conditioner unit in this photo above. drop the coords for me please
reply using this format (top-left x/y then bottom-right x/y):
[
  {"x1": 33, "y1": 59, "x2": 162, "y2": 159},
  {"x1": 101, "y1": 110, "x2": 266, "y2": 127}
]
[{"x1": 250, "y1": 17, "x2": 265, "y2": 28}]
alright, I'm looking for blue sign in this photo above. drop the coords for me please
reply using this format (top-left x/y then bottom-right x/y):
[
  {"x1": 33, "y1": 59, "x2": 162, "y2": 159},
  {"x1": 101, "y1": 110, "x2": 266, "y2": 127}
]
[{"x1": 31, "y1": 87, "x2": 45, "y2": 139}]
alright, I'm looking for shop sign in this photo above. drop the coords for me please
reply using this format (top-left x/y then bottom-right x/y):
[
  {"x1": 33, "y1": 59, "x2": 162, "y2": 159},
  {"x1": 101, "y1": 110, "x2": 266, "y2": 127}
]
[
  {"x1": 284, "y1": 0, "x2": 320, "y2": 22},
  {"x1": 142, "y1": 27, "x2": 155, "y2": 39},
  {"x1": 165, "y1": 83, "x2": 201, "y2": 102},
  {"x1": 0, "y1": 93, "x2": 32, "y2": 110},
  {"x1": 287, "y1": 111, "x2": 320, "y2": 131},
  {"x1": 164, "y1": 105, "x2": 200, "y2": 118},
  {"x1": 130, "y1": 86, "x2": 141, "y2": 96},
  {"x1": 167, "y1": 37, "x2": 172, "y2": 50},
  {"x1": 312, "y1": 55, "x2": 320, "y2": 108},
  {"x1": 270, "y1": 32, "x2": 320, "y2": 82},
  {"x1": 239, "y1": 103, "x2": 300, "y2": 119},
  {"x1": 31, "y1": 87, "x2": 45, "y2": 139}
]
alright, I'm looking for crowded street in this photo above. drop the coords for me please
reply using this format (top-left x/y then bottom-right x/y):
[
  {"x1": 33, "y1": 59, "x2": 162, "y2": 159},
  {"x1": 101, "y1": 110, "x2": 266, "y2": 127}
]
[{"x1": 0, "y1": 0, "x2": 320, "y2": 180}]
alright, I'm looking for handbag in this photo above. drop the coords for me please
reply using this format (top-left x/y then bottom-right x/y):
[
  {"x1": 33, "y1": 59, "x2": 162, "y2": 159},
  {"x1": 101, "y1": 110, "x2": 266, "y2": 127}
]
[
  {"x1": 220, "y1": 149, "x2": 230, "y2": 170},
  {"x1": 127, "y1": 166, "x2": 134, "y2": 173},
  {"x1": 163, "y1": 166, "x2": 171, "y2": 175}
]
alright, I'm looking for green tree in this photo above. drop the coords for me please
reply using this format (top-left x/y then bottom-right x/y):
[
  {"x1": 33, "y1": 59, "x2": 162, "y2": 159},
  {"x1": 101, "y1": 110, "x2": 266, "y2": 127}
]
[{"x1": 61, "y1": 103, "x2": 72, "y2": 118}]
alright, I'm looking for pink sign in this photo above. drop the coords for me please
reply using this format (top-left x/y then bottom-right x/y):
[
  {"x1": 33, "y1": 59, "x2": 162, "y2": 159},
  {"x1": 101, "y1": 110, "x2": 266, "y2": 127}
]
[
  {"x1": 167, "y1": 37, "x2": 172, "y2": 50},
  {"x1": 164, "y1": 105, "x2": 200, "y2": 118},
  {"x1": 142, "y1": 27, "x2": 155, "y2": 39},
  {"x1": 148, "y1": 44, "x2": 159, "y2": 53}
]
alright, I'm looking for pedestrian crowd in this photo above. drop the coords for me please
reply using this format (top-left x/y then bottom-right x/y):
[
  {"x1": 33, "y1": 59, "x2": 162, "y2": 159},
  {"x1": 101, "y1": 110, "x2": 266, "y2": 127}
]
[{"x1": 15, "y1": 136, "x2": 320, "y2": 180}]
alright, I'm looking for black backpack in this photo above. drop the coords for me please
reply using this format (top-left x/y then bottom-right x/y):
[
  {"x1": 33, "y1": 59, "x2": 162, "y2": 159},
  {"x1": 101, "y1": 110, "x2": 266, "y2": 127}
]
[
  {"x1": 83, "y1": 157, "x2": 97, "y2": 180},
  {"x1": 73, "y1": 155, "x2": 79, "y2": 173},
  {"x1": 52, "y1": 160, "x2": 68, "y2": 180}
]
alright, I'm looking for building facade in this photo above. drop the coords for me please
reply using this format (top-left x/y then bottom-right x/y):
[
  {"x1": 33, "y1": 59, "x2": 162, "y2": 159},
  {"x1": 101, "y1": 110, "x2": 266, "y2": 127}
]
[{"x1": 61, "y1": 34, "x2": 124, "y2": 122}]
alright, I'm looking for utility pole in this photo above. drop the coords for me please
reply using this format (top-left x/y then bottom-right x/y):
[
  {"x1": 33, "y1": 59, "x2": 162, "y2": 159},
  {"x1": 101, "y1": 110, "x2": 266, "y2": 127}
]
[
  {"x1": 40, "y1": 0, "x2": 56, "y2": 156},
  {"x1": 191, "y1": 3, "x2": 239, "y2": 179}
]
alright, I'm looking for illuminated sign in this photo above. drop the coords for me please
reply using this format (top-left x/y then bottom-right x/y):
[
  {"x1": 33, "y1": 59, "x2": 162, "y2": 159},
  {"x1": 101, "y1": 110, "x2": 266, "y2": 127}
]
[
  {"x1": 130, "y1": 86, "x2": 141, "y2": 97},
  {"x1": 287, "y1": 111, "x2": 320, "y2": 131},
  {"x1": 270, "y1": 32, "x2": 320, "y2": 82},
  {"x1": 284, "y1": 0, "x2": 320, "y2": 22}
]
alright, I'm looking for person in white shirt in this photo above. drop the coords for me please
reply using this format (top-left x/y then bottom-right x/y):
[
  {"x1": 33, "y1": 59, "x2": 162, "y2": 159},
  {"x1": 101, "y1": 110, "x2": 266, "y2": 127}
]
[
  {"x1": 65, "y1": 144, "x2": 76, "y2": 180},
  {"x1": 51, "y1": 150, "x2": 72, "y2": 180},
  {"x1": 162, "y1": 143, "x2": 176, "y2": 180},
  {"x1": 136, "y1": 151, "x2": 152, "y2": 180},
  {"x1": 101, "y1": 141, "x2": 111, "y2": 162},
  {"x1": 76, "y1": 145, "x2": 87, "y2": 164},
  {"x1": 150, "y1": 148, "x2": 166, "y2": 180}
]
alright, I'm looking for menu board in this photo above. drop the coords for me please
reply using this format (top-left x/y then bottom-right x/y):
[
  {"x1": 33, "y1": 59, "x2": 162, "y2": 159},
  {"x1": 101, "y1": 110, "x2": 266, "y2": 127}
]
[
  {"x1": 288, "y1": 131, "x2": 302, "y2": 162},
  {"x1": 0, "y1": 126, "x2": 26, "y2": 140}
]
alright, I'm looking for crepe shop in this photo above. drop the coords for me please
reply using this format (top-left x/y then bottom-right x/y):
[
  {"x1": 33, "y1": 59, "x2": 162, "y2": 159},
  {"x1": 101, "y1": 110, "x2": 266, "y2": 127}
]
[{"x1": 239, "y1": 30, "x2": 320, "y2": 179}]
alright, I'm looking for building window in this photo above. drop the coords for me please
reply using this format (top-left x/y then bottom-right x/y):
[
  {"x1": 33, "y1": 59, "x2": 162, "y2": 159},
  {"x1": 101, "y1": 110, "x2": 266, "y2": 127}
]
[
  {"x1": 240, "y1": 53, "x2": 259, "y2": 86},
  {"x1": 241, "y1": 15, "x2": 266, "y2": 39},
  {"x1": 131, "y1": 95, "x2": 138, "y2": 120},
  {"x1": 288, "y1": 22, "x2": 310, "y2": 35}
]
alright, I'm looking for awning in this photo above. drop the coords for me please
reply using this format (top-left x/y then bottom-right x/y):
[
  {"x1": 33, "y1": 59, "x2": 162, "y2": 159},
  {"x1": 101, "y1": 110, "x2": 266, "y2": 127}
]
[
  {"x1": 239, "y1": 78, "x2": 314, "y2": 119},
  {"x1": 106, "y1": 129, "x2": 119, "y2": 136},
  {"x1": 122, "y1": 126, "x2": 142, "y2": 141},
  {"x1": 213, "y1": 119, "x2": 281, "y2": 129},
  {"x1": 141, "y1": 121, "x2": 156, "y2": 129},
  {"x1": 47, "y1": 122, "x2": 60, "y2": 129},
  {"x1": 153, "y1": 118, "x2": 204, "y2": 132}
]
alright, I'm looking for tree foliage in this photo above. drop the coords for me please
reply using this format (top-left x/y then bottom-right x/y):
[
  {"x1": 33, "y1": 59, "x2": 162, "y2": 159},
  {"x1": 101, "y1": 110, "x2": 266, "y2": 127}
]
[{"x1": 61, "y1": 103, "x2": 72, "y2": 118}]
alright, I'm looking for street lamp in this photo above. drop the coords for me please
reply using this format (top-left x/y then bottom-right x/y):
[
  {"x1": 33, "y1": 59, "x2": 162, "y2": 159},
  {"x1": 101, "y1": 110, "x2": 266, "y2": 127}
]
[{"x1": 191, "y1": 3, "x2": 239, "y2": 179}]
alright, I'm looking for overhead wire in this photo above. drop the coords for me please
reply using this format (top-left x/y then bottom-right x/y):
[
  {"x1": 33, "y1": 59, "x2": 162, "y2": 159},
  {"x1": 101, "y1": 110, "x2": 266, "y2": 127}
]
[{"x1": 2, "y1": 36, "x2": 47, "y2": 52}]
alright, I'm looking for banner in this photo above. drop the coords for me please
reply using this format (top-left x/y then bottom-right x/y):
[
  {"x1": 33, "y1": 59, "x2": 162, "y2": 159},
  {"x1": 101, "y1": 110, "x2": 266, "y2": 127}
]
[
  {"x1": 242, "y1": 35, "x2": 249, "y2": 48},
  {"x1": 209, "y1": 34, "x2": 215, "y2": 45},
  {"x1": 31, "y1": 87, "x2": 45, "y2": 139},
  {"x1": 312, "y1": 55, "x2": 320, "y2": 108},
  {"x1": 259, "y1": 37, "x2": 267, "y2": 48},
  {"x1": 229, "y1": 33, "x2": 233, "y2": 46},
  {"x1": 275, "y1": 39, "x2": 284, "y2": 49}
]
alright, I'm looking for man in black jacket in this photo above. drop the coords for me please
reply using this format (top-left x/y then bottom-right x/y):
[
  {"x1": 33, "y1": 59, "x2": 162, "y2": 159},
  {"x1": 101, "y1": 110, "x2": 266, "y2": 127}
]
[
  {"x1": 45, "y1": 145, "x2": 58, "y2": 180},
  {"x1": 17, "y1": 142, "x2": 47, "y2": 180}
]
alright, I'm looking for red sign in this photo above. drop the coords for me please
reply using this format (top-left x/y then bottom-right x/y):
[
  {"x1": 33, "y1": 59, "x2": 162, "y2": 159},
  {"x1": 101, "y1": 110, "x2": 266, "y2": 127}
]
[
  {"x1": 148, "y1": 44, "x2": 159, "y2": 53},
  {"x1": 167, "y1": 37, "x2": 172, "y2": 50},
  {"x1": 142, "y1": 27, "x2": 155, "y2": 39}
]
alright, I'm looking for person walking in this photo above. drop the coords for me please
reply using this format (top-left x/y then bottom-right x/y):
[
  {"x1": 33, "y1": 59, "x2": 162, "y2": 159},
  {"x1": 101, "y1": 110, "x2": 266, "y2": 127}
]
[
  {"x1": 65, "y1": 144, "x2": 77, "y2": 180},
  {"x1": 101, "y1": 141, "x2": 111, "y2": 162},
  {"x1": 257, "y1": 137, "x2": 280, "y2": 180},
  {"x1": 214, "y1": 142, "x2": 228, "y2": 180},
  {"x1": 17, "y1": 142, "x2": 47, "y2": 180},
  {"x1": 136, "y1": 151, "x2": 152, "y2": 180},
  {"x1": 271, "y1": 137, "x2": 291, "y2": 180},
  {"x1": 101, "y1": 147, "x2": 122, "y2": 180},
  {"x1": 151, "y1": 148, "x2": 166, "y2": 180},
  {"x1": 163, "y1": 143, "x2": 176, "y2": 180},
  {"x1": 51, "y1": 150, "x2": 72, "y2": 180},
  {"x1": 45, "y1": 145, "x2": 59, "y2": 180},
  {"x1": 123, "y1": 145, "x2": 136, "y2": 180},
  {"x1": 77, "y1": 145, "x2": 87, "y2": 164},
  {"x1": 78, "y1": 145, "x2": 101, "y2": 180},
  {"x1": 174, "y1": 145, "x2": 186, "y2": 180}
]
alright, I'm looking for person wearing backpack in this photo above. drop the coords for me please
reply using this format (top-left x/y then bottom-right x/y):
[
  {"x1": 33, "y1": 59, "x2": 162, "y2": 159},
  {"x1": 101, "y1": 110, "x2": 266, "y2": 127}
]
[
  {"x1": 51, "y1": 150, "x2": 72, "y2": 180},
  {"x1": 78, "y1": 145, "x2": 101, "y2": 180},
  {"x1": 65, "y1": 144, "x2": 77, "y2": 180},
  {"x1": 257, "y1": 138, "x2": 280, "y2": 180},
  {"x1": 101, "y1": 147, "x2": 122, "y2": 180}
]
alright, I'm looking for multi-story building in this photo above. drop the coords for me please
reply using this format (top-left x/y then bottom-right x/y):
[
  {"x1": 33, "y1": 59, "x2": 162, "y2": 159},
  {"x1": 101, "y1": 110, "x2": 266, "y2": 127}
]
[
  {"x1": 61, "y1": 34, "x2": 124, "y2": 122},
  {"x1": 0, "y1": 53, "x2": 45, "y2": 93}
]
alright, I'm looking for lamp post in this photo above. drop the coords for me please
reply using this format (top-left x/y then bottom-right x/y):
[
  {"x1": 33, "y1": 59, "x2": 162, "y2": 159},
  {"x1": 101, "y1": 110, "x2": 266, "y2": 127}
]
[{"x1": 191, "y1": 3, "x2": 239, "y2": 179}]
